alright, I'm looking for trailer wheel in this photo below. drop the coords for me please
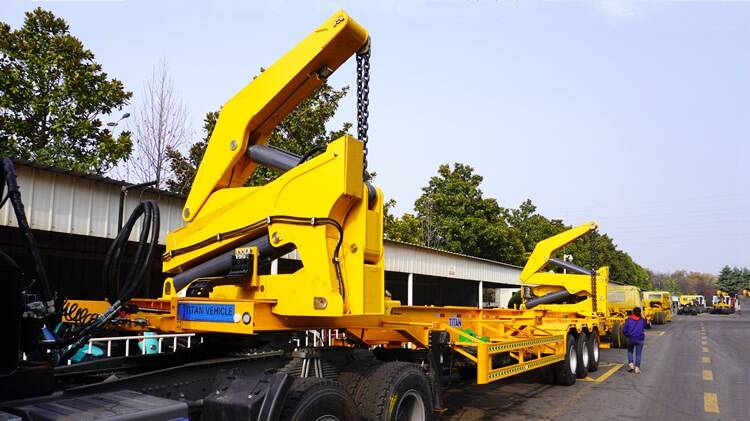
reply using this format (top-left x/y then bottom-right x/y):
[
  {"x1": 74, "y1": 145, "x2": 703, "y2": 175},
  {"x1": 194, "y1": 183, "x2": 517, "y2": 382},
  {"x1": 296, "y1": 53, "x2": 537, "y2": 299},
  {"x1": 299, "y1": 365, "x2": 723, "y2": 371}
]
[
  {"x1": 586, "y1": 331, "x2": 600, "y2": 372},
  {"x1": 554, "y1": 333, "x2": 577, "y2": 386},
  {"x1": 362, "y1": 361, "x2": 433, "y2": 421},
  {"x1": 655, "y1": 311, "x2": 665, "y2": 325},
  {"x1": 541, "y1": 365, "x2": 556, "y2": 384},
  {"x1": 280, "y1": 377, "x2": 358, "y2": 421},
  {"x1": 574, "y1": 333, "x2": 589, "y2": 379},
  {"x1": 611, "y1": 321, "x2": 626, "y2": 349}
]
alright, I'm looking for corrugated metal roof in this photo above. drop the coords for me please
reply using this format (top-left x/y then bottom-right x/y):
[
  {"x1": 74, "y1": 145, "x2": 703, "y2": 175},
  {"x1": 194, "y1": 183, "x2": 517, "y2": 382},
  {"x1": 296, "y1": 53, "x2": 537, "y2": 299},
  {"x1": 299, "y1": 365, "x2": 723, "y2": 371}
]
[{"x1": 2, "y1": 160, "x2": 521, "y2": 284}]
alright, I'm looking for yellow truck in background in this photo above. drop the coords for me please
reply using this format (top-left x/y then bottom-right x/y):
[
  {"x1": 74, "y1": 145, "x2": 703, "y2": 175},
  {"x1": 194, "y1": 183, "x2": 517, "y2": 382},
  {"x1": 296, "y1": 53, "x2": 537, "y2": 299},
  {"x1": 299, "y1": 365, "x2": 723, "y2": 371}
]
[
  {"x1": 642, "y1": 291, "x2": 673, "y2": 325},
  {"x1": 710, "y1": 290, "x2": 735, "y2": 314},
  {"x1": 678, "y1": 294, "x2": 705, "y2": 315},
  {"x1": 606, "y1": 284, "x2": 643, "y2": 348}
]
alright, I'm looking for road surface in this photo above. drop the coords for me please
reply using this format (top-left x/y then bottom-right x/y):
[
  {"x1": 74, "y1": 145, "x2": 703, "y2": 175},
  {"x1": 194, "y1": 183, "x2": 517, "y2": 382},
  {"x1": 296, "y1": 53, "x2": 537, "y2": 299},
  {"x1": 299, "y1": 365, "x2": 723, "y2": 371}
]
[{"x1": 445, "y1": 307, "x2": 749, "y2": 420}]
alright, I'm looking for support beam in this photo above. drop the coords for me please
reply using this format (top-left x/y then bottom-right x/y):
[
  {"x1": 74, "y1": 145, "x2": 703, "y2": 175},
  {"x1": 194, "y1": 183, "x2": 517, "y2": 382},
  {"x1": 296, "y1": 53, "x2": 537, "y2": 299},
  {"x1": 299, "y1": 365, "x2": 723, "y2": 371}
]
[
  {"x1": 479, "y1": 281, "x2": 484, "y2": 309},
  {"x1": 271, "y1": 259, "x2": 279, "y2": 275}
]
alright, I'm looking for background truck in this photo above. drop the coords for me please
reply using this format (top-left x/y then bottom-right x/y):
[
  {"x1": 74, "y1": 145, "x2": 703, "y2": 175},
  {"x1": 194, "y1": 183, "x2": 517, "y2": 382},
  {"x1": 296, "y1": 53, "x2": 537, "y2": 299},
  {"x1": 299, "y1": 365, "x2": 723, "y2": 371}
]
[
  {"x1": 678, "y1": 295, "x2": 705, "y2": 315},
  {"x1": 710, "y1": 290, "x2": 735, "y2": 314},
  {"x1": 642, "y1": 291, "x2": 673, "y2": 325},
  {"x1": 606, "y1": 284, "x2": 643, "y2": 348}
]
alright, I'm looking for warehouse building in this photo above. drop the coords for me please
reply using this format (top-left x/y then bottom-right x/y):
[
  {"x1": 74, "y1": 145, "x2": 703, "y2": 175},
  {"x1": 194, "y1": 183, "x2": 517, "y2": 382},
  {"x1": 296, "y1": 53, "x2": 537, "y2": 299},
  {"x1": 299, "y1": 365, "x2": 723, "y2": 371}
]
[{"x1": 1, "y1": 161, "x2": 521, "y2": 308}]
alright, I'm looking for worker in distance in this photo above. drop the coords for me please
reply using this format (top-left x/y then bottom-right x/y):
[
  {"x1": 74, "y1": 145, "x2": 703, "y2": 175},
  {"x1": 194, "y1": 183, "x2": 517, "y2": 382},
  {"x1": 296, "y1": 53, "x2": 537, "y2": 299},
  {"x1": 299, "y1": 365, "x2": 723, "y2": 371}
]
[{"x1": 622, "y1": 306, "x2": 646, "y2": 374}]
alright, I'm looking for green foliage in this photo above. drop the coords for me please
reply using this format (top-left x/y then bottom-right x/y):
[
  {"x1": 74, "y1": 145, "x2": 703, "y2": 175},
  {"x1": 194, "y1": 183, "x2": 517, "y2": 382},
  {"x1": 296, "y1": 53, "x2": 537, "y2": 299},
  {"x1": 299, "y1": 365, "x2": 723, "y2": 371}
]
[
  {"x1": 384, "y1": 199, "x2": 422, "y2": 243},
  {"x1": 386, "y1": 162, "x2": 651, "y2": 287},
  {"x1": 716, "y1": 266, "x2": 750, "y2": 295},
  {"x1": 166, "y1": 79, "x2": 350, "y2": 195},
  {"x1": 650, "y1": 270, "x2": 717, "y2": 298},
  {"x1": 0, "y1": 8, "x2": 132, "y2": 173}
]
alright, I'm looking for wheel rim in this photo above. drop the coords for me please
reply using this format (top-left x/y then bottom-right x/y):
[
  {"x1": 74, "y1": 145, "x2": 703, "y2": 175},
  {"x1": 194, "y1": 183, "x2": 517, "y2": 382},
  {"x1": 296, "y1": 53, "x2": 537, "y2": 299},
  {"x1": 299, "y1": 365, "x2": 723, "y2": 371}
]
[
  {"x1": 395, "y1": 389, "x2": 426, "y2": 421},
  {"x1": 314, "y1": 416, "x2": 340, "y2": 421},
  {"x1": 593, "y1": 338, "x2": 600, "y2": 362},
  {"x1": 581, "y1": 339, "x2": 589, "y2": 368},
  {"x1": 569, "y1": 344, "x2": 577, "y2": 373}
]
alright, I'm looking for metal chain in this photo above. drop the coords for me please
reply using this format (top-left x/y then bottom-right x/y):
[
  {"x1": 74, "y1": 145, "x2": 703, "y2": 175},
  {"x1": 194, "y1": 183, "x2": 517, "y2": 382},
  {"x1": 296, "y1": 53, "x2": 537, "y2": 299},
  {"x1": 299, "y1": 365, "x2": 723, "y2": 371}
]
[
  {"x1": 356, "y1": 45, "x2": 371, "y2": 177},
  {"x1": 590, "y1": 229, "x2": 598, "y2": 313}
]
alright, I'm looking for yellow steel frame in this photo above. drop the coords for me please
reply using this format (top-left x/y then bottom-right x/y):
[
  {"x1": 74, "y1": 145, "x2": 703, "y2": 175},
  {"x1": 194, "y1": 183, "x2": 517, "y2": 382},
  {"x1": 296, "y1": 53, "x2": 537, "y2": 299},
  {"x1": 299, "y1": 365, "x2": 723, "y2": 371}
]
[
  {"x1": 152, "y1": 11, "x2": 383, "y2": 318},
  {"x1": 520, "y1": 222, "x2": 610, "y2": 320}
]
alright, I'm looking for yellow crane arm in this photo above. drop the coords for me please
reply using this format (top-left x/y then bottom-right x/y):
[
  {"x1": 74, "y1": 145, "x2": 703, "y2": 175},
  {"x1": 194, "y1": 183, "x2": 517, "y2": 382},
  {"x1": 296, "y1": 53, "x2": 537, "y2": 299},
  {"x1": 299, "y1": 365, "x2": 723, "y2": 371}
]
[
  {"x1": 519, "y1": 221, "x2": 598, "y2": 282},
  {"x1": 183, "y1": 10, "x2": 369, "y2": 222}
]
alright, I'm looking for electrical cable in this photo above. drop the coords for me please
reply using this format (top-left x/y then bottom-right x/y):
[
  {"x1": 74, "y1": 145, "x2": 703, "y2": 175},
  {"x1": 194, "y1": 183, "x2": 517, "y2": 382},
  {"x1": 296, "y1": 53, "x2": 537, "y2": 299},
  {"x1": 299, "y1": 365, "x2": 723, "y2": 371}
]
[{"x1": 297, "y1": 145, "x2": 326, "y2": 165}]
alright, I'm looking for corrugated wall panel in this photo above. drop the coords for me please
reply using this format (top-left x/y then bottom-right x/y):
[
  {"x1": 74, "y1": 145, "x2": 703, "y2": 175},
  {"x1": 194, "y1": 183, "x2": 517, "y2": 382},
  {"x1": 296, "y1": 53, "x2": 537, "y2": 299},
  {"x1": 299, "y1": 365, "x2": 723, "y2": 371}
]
[
  {"x1": 3, "y1": 164, "x2": 186, "y2": 245},
  {"x1": 385, "y1": 242, "x2": 520, "y2": 285}
]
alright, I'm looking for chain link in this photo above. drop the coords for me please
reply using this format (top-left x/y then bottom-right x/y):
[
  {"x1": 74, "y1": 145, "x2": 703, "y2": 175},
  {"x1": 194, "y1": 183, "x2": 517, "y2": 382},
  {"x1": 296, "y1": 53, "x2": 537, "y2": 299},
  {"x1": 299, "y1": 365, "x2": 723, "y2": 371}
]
[
  {"x1": 590, "y1": 229, "x2": 598, "y2": 313},
  {"x1": 356, "y1": 45, "x2": 371, "y2": 177}
]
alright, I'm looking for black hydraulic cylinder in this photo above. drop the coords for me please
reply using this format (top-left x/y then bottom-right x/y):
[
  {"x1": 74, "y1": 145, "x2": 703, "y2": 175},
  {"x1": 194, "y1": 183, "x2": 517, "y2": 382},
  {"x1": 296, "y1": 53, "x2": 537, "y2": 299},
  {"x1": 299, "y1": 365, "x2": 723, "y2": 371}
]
[
  {"x1": 525, "y1": 290, "x2": 574, "y2": 309},
  {"x1": 247, "y1": 145, "x2": 300, "y2": 173},
  {"x1": 549, "y1": 257, "x2": 595, "y2": 275},
  {"x1": 172, "y1": 235, "x2": 290, "y2": 291},
  {"x1": 247, "y1": 144, "x2": 377, "y2": 205}
]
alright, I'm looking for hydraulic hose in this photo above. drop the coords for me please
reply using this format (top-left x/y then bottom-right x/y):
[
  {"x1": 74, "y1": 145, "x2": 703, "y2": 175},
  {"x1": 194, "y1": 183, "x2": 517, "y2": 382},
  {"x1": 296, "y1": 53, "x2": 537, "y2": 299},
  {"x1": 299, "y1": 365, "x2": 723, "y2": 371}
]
[
  {"x1": 0, "y1": 157, "x2": 53, "y2": 312},
  {"x1": 60, "y1": 200, "x2": 160, "y2": 362}
]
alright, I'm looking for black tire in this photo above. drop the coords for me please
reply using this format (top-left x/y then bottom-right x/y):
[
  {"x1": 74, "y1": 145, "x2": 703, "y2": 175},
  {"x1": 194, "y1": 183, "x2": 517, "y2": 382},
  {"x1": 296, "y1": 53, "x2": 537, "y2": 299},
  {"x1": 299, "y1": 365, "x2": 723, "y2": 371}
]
[
  {"x1": 280, "y1": 377, "x2": 358, "y2": 421},
  {"x1": 554, "y1": 333, "x2": 577, "y2": 386},
  {"x1": 361, "y1": 361, "x2": 433, "y2": 421},
  {"x1": 337, "y1": 358, "x2": 381, "y2": 410},
  {"x1": 541, "y1": 365, "x2": 556, "y2": 384},
  {"x1": 611, "y1": 321, "x2": 626, "y2": 349},
  {"x1": 574, "y1": 332, "x2": 589, "y2": 379},
  {"x1": 654, "y1": 311, "x2": 665, "y2": 325},
  {"x1": 586, "y1": 331, "x2": 600, "y2": 372}
]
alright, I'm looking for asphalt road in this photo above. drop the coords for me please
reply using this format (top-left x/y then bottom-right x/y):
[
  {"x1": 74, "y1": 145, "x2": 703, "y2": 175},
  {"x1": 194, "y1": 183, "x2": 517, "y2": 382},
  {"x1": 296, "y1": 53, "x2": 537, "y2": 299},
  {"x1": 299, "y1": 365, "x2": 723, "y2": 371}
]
[{"x1": 444, "y1": 303, "x2": 749, "y2": 420}]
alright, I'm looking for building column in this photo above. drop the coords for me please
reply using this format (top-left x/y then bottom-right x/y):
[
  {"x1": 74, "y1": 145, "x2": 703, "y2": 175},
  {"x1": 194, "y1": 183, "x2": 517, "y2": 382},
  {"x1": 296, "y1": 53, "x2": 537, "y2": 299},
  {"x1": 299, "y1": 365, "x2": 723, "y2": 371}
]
[
  {"x1": 407, "y1": 273, "x2": 414, "y2": 306},
  {"x1": 271, "y1": 259, "x2": 278, "y2": 275},
  {"x1": 478, "y1": 281, "x2": 484, "y2": 309}
]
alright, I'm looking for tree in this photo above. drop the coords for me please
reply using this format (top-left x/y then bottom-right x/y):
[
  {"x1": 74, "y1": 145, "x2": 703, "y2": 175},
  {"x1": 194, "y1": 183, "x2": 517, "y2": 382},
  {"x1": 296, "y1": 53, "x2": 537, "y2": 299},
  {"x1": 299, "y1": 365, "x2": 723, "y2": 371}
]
[
  {"x1": 410, "y1": 163, "x2": 524, "y2": 262},
  {"x1": 716, "y1": 266, "x2": 750, "y2": 294},
  {"x1": 563, "y1": 231, "x2": 651, "y2": 288},
  {"x1": 506, "y1": 199, "x2": 566, "y2": 261},
  {"x1": 166, "y1": 78, "x2": 350, "y2": 195},
  {"x1": 126, "y1": 63, "x2": 188, "y2": 189},
  {"x1": 0, "y1": 8, "x2": 132, "y2": 173},
  {"x1": 384, "y1": 199, "x2": 422, "y2": 244},
  {"x1": 166, "y1": 111, "x2": 218, "y2": 196}
]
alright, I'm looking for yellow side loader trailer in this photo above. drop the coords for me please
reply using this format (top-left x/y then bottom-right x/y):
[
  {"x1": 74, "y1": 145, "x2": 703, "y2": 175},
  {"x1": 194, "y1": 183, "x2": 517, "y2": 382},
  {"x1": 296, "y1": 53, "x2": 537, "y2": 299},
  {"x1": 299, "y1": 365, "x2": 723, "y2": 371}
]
[{"x1": 0, "y1": 11, "x2": 616, "y2": 420}]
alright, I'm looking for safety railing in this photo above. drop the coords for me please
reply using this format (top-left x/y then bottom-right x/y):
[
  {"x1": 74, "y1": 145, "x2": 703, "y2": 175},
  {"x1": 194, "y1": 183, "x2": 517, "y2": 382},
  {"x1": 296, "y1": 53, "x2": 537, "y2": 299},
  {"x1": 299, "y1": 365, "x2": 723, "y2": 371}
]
[{"x1": 66, "y1": 333, "x2": 202, "y2": 364}]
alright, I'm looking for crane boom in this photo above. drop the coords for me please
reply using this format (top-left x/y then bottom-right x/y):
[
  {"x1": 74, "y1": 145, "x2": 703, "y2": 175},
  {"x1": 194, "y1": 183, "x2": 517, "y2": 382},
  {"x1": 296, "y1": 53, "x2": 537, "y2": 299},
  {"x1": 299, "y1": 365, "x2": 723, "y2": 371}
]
[{"x1": 183, "y1": 11, "x2": 368, "y2": 222}]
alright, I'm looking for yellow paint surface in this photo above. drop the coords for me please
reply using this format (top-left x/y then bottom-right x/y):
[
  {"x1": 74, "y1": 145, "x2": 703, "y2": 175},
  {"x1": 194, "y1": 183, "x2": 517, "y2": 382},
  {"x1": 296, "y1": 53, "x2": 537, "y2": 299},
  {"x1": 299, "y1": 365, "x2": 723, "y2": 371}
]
[{"x1": 704, "y1": 393, "x2": 720, "y2": 413}]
